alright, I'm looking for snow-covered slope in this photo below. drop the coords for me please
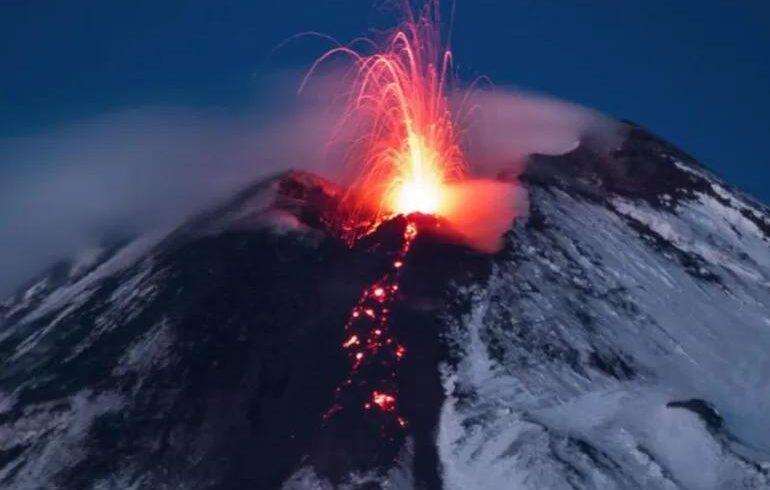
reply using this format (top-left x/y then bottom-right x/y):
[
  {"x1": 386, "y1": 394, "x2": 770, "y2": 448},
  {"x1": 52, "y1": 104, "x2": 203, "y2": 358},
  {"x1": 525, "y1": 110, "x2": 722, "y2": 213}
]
[
  {"x1": 437, "y1": 127, "x2": 770, "y2": 490},
  {"x1": 1, "y1": 125, "x2": 769, "y2": 490}
]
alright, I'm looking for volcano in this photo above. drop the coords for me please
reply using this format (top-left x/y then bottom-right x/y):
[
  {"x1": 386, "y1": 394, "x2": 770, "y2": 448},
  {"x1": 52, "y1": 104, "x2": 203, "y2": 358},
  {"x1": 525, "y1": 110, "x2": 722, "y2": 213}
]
[{"x1": 1, "y1": 124, "x2": 770, "y2": 490}]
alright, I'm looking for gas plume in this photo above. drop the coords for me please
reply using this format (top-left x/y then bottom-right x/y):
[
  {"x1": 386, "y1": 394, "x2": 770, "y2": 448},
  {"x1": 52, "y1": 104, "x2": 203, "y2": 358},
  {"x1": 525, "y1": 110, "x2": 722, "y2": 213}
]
[{"x1": 0, "y1": 82, "x2": 618, "y2": 297}]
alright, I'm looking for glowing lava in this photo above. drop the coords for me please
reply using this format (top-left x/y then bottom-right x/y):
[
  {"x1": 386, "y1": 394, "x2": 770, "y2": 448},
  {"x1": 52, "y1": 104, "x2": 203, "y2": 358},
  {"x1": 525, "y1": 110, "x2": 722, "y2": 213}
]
[
  {"x1": 324, "y1": 219, "x2": 419, "y2": 428},
  {"x1": 371, "y1": 391, "x2": 397, "y2": 412},
  {"x1": 303, "y1": 0, "x2": 465, "y2": 227}
]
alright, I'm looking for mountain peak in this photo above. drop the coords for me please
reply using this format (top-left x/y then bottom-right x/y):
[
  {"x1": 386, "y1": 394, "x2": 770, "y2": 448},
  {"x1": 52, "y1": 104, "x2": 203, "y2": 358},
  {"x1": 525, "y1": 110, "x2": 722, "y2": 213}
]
[{"x1": 1, "y1": 124, "x2": 769, "y2": 489}]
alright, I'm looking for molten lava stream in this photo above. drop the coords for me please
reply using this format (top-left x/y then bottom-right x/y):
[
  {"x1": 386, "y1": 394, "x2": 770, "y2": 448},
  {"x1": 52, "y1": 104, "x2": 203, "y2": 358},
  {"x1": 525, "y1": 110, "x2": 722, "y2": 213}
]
[{"x1": 324, "y1": 220, "x2": 418, "y2": 430}]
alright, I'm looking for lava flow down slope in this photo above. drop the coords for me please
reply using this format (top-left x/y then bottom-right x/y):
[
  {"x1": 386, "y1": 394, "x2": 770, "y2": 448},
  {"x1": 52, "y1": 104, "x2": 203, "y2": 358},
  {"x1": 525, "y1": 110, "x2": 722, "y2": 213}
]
[{"x1": 2, "y1": 2, "x2": 770, "y2": 490}]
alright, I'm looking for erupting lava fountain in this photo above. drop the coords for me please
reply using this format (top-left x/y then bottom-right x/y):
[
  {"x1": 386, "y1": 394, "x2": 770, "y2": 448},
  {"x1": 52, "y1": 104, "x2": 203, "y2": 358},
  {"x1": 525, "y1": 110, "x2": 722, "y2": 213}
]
[
  {"x1": 300, "y1": 0, "x2": 512, "y2": 428},
  {"x1": 302, "y1": 0, "x2": 472, "y2": 231}
]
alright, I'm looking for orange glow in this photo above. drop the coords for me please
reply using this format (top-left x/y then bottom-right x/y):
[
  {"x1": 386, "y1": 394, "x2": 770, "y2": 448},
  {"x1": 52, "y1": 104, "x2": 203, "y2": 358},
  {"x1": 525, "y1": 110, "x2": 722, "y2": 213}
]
[
  {"x1": 404, "y1": 222, "x2": 418, "y2": 240},
  {"x1": 395, "y1": 345, "x2": 406, "y2": 359},
  {"x1": 304, "y1": 0, "x2": 466, "y2": 226},
  {"x1": 372, "y1": 390, "x2": 397, "y2": 412},
  {"x1": 342, "y1": 335, "x2": 359, "y2": 348}
]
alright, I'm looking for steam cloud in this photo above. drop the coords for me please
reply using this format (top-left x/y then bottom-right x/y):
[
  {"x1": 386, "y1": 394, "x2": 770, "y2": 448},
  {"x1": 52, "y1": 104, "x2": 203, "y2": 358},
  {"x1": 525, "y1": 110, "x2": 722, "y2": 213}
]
[{"x1": 0, "y1": 81, "x2": 620, "y2": 296}]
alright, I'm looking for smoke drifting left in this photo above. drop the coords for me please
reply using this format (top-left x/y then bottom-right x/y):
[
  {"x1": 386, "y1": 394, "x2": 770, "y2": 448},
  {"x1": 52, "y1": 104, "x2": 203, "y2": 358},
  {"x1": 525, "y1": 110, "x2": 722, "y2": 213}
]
[
  {"x1": 0, "y1": 81, "x2": 342, "y2": 296},
  {"x1": 0, "y1": 69, "x2": 616, "y2": 296}
]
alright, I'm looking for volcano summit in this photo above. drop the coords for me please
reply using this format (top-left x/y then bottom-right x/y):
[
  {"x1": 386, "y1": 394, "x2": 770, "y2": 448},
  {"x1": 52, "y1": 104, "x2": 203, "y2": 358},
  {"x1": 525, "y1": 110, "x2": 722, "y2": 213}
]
[{"x1": 1, "y1": 123, "x2": 769, "y2": 489}]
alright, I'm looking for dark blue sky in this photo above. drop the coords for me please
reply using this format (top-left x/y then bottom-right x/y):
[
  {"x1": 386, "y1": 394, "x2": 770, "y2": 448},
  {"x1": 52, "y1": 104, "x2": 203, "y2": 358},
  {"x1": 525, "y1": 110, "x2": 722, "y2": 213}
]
[{"x1": 2, "y1": 0, "x2": 768, "y2": 201}]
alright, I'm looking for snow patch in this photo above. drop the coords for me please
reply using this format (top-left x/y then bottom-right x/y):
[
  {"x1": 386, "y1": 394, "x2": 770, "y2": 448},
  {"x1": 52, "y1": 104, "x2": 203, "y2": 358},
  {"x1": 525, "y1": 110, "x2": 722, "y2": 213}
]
[{"x1": 0, "y1": 390, "x2": 124, "y2": 488}]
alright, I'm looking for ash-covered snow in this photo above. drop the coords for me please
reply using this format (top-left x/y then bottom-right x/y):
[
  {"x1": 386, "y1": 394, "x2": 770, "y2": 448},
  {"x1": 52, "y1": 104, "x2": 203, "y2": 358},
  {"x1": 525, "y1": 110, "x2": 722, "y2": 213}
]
[
  {"x1": 0, "y1": 390, "x2": 124, "y2": 488},
  {"x1": 282, "y1": 441, "x2": 417, "y2": 490}
]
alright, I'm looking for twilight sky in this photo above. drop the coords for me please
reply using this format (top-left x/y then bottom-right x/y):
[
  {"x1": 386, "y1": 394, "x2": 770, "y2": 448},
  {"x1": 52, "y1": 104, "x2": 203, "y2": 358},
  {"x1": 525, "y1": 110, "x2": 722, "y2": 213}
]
[{"x1": 1, "y1": 0, "x2": 768, "y2": 201}]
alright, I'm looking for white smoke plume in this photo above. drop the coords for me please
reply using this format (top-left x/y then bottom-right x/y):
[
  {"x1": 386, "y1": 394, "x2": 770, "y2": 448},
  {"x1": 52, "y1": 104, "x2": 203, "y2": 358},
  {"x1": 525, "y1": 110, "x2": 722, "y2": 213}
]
[
  {"x1": 459, "y1": 88, "x2": 623, "y2": 176},
  {"x1": 0, "y1": 80, "x2": 621, "y2": 296}
]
